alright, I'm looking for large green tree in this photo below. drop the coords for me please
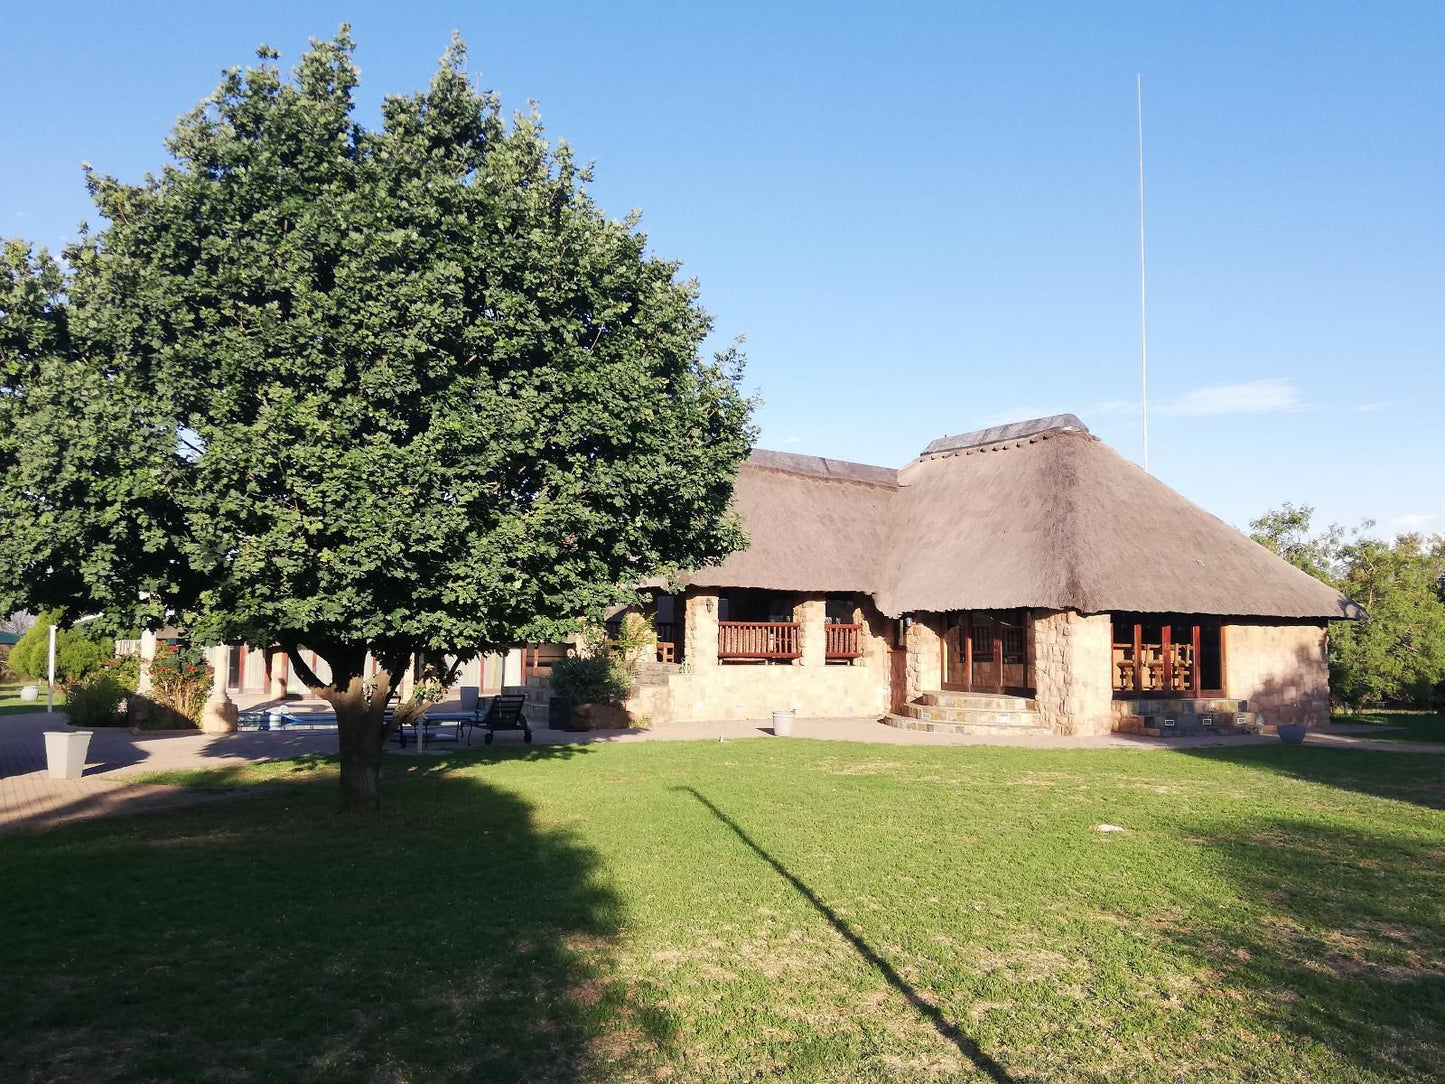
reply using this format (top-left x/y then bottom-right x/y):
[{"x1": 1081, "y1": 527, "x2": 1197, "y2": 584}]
[
  {"x1": 1251, "y1": 505, "x2": 1445, "y2": 709},
  {"x1": 0, "y1": 30, "x2": 754, "y2": 810}
]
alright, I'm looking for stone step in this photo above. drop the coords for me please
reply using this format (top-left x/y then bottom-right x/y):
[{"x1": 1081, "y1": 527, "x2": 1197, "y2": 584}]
[
  {"x1": 1114, "y1": 698, "x2": 1247, "y2": 716},
  {"x1": 917, "y1": 690, "x2": 1039, "y2": 712},
  {"x1": 897, "y1": 702, "x2": 1043, "y2": 728},
  {"x1": 1114, "y1": 711, "x2": 1263, "y2": 737},
  {"x1": 884, "y1": 713, "x2": 1053, "y2": 737}
]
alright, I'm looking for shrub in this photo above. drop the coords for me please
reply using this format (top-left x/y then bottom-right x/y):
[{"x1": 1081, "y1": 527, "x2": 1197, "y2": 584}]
[
  {"x1": 9, "y1": 611, "x2": 113, "y2": 686},
  {"x1": 549, "y1": 652, "x2": 631, "y2": 707},
  {"x1": 102, "y1": 654, "x2": 142, "y2": 693},
  {"x1": 146, "y1": 644, "x2": 213, "y2": 726},
  {"x1": 64, "y1": 673, "x2": 129, "y2": 727}
]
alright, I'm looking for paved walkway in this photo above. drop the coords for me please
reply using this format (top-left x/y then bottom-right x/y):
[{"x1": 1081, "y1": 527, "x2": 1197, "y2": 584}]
[{"x1": 3, "y1": 709, "x2": 1439, "y2": 833}]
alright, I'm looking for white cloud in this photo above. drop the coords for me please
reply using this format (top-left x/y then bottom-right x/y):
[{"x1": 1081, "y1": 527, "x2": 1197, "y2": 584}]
[
  {"x1": 1156, "y1": 379, "x2": 1302, "y2": 418},
  {"x1": 778, "y1": 435, "x2": 803, "y2": 446},
  {"x1": 1353, "y1": 401, "x2": 1393, "y2": 413}
]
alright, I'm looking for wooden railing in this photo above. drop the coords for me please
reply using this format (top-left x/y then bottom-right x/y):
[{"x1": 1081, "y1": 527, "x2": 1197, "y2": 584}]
[
  {"x1": 718, "y1": 621, "x2": 800, "y2": 660},
  {"x1": 825, "y1": 623, "x2": 862, "y2": 658}
]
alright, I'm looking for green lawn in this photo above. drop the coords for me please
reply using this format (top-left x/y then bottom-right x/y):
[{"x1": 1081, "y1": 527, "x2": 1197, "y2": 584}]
[
  {"x1": 2, "y1": 741, "x2": 1443, "y2": 1083},
  {"x1": 1333, "y1": 710, "x2": 1445, "y2": 744},
  {"x1": 0, "y1": 681, "x2": 61, "y2": 716}
]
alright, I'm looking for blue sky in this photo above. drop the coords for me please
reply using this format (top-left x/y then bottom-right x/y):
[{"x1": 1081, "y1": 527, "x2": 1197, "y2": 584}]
[{"x1": 3, "y1": 2, "x2": 1441, "y2": 535}]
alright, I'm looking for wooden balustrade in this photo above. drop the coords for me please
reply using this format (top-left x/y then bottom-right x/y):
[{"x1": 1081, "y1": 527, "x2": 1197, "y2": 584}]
[
  {"x1": 825, "y1": 623, "x2": 862, "y2": 658},
  {"x1": 718, "y1": 621, "x2": 800, "y2": 660}
]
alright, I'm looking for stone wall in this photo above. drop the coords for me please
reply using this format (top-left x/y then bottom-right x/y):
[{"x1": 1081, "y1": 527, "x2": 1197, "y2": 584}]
[
  {"x1": 654, "y1": 588, "x2": 892, "y2": 722},
  {"x1": 1225, "y1": 620, "x2": 1330, "y2": 728},
  {"x1": 904, "y1": 614, "x2": 943, "y2": 700},
  {"x1": 1031, "y1": 609, "x2": 1114, "y2": 735}
]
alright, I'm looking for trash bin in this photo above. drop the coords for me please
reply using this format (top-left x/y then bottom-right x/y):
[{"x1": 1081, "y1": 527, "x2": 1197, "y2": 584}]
[{"x1": 772, "y1": 709, "x2": 795, "y2": 736}]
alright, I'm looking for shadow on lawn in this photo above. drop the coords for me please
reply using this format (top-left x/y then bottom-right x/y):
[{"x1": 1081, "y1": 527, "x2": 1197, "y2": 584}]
[
  {"x1": 0, "y1": 747, "x2": 674, "y2": 1083},
  {"x1": 1179, "y1": 744, "x2": 1445, "y2": 811},
  {"x1": 678, "y1": 786, "x2": 1018, "y2": 1084},
  {"x1": 1167, "y1": 814, "x2": 1445, "y2": 1079}
]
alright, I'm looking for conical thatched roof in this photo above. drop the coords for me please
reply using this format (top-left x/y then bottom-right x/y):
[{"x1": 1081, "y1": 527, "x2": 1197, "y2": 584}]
[{"x1": 685, "y1": 417, "x2": 1360, "y2": 621}]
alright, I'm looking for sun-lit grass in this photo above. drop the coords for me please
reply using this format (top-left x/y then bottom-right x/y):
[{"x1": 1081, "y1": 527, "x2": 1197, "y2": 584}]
[
  {"x1": 1333, "y1": 710, "x2": 1445, "y2": 744},
  {"x1": 0, "y1": 681, "x2": 61, "y2": 716},
  {"x1": 3, "y1": 739, "x2": 1443, "y2": 1082}
]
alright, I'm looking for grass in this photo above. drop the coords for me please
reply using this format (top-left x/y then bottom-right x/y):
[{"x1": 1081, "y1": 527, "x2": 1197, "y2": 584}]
[
  {"x1": 2, "y1": 741, "x2": 1443, "y2": 1082},
  {"x1": 1333, "y1": 710, "x2": 1445, "y2": 744},
  {"x1": 0, "y1": 680, "x2": 62, "y2": 716}
]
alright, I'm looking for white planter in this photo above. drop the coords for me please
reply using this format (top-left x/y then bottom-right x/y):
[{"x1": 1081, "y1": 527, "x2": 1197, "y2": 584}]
[
  {"x1": 44, "y1": 729, "x2": 93, "y2": 779},
  {"x1": 772, "y1": 709, "x2": 796, "y2": 737},
  {"x1": 19, "y1": 685, "x2": 39, "y2": 702}
]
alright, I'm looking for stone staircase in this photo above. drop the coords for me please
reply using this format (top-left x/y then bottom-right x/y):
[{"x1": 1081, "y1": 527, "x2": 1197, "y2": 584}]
[
  {"x1": 885, "y1": 690, "x2": 1052, "y2": 736},
  {"x1": 1112, "y1": 698, "x2": 1263, "y2": 737}
]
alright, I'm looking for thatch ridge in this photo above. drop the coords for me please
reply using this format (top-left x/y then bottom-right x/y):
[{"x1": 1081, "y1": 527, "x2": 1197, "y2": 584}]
[{"x1": 684, "y1": 425, "x2": 1360, "y2": 621}]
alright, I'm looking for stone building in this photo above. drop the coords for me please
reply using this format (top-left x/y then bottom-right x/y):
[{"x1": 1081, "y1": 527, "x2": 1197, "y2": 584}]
[{"x1": 615, "y1": 415, "x2": 1360, "y2": 736}]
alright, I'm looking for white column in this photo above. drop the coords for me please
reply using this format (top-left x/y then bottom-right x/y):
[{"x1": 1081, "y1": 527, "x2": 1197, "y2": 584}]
[
  {"x1": 200, "y1": 645, "x2": 239, "y2": 733},
  {"x1": 136, "y1": 628, "x2": 157, "y2": 696}
]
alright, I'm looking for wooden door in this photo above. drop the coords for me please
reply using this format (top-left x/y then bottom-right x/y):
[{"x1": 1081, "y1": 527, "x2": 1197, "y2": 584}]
[{"x1": 889, "y1": 647, "x2": 909, "y2": 713}]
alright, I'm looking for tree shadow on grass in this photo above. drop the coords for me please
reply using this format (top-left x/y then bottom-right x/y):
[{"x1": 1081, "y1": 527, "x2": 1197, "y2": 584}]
[
  {"x1": 1165, "y1": 814, "x2": 1445, "y2": 1079},
  {"x1": 0, "y1": 748, "x2": 674, "y2": 1083},
  {"x1": 1178, "y1": 744, "x2": 1445, "y2": 811},
  {"x1": 676, "y1": 786, "x2": 1018, "y2": 1084}
]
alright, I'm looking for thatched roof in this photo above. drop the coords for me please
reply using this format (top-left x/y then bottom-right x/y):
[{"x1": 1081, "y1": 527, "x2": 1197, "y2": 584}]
[{"x1": 686, "y1": 417, "x2": 1361, "y2": 621}]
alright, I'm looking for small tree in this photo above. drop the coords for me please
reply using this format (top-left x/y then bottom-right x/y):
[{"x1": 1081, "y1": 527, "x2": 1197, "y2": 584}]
[
  {"x1": 1252, "y1": 505, "x2": 1445, "y2": 709},
  {"x1": 8, "y1": 611, "x2": 112, "y2": 687},
  {"x1": 0, "y1": 30, "x2": 753, "y2": 810}
]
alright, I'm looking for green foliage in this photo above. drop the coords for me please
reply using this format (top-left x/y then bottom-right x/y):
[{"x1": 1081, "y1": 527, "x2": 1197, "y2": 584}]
[
  {"x1": 146, "y1": 643, "x2": 212, "y2": 725},
  {"x1": 8, "y1": 611, "x2": 113, "y2": 686},
  {"x1": 63, "y1": 672, "x2": 129, "y2": 727},
  {"x1": 102, "y1": 653, "x2": 143, "y2": 694},
  {"x1": 1252, "y1": 505, "x2": 1445, "y2": 708},
  {"x1": 549, "y1": 652, "x2": 631, "y2": 707},
  {"x1": 1330, "y1": 535, "x2": 1445, "y2": 709},
  {"x1": 0, "y1": 30, "x2": 753, "y2": 805}
]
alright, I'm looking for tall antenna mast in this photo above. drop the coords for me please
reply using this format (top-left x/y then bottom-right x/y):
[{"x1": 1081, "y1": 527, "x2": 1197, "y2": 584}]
[{"x1": 1136, "y1": 74, "x2": 1150, "y2": 473}]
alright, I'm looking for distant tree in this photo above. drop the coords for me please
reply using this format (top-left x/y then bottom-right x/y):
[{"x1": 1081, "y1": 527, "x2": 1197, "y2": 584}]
[
  {"x1": 1, "y1": 613, "x2": 34, "y2": 636},
  {"x1": 8, "y1": 610, "x2": 113, "y2": 686},
  {"x1": 1330, "y1": 535, "x2": 1445, "y2": 709},
  {"x1": 1249, "y1": 502, "x2": 1350, "y2": 583},
  {"x1": 1251, "y1": 505, "x2": 1445, "y2": 709},
  {"x1": 0, "y1": 30, "x2": 753, "y2": 811}
]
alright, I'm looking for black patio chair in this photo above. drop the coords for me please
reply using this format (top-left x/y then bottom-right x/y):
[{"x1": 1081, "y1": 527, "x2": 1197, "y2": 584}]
[{"x1": 465, "y1": 693, "x2": 531, "y2": 745}]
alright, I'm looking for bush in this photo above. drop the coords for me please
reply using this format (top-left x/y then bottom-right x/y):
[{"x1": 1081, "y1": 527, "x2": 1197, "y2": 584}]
[
  {"x1": 102, "y1": 654, "x2": 142, "y2": 693},
  {"x1": 9, "y1": 611, "x2": 113, "y2": 686},
  {"x1": 549, "y1": 652, "x2": 631, "y2": 707},
  {"x1": 146, "y1": 644, "x2": 212, "y2": 726},
  {"x1": 64, "y1": 673, "x2": 129, "y2": 727}
]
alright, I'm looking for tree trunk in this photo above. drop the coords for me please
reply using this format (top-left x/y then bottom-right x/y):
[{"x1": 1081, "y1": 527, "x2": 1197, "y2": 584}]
[{"x1": 323, "y1": 673, "x2": 391, "y2": 815}]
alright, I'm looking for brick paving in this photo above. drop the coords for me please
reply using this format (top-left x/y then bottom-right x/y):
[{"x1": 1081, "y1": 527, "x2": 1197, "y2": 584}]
[
  {"x1": 0, "y1": 710, "x2": 335, "y2": 834},
  {"x1": 3, "y1": 708, "x2": 1438, "y2": 834}
]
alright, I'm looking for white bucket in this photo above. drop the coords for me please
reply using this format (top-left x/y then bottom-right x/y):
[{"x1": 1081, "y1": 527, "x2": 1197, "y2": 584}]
[{"x1": 771, "y1": 709, "x2": 795, "y2": 737}]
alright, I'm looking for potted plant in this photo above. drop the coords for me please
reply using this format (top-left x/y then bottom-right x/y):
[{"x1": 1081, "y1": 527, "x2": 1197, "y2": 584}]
[{"x1": 550, "y1": 648, "x2": 631, "y2": 732}]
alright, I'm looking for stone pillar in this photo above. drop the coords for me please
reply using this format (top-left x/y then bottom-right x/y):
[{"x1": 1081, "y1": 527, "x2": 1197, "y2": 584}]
[
  {"x1": 905, "y1": 614, "x2": 943, "y2": 698},
  {"x1": 266, "y1": 648, "x2": 289, "y2": 699},
  {"x1": 200, "y1": 645, "x2": 239, "y2": 733},
  {"x1": 685, "y1": 590, "x2": 719, "y2": 669},
  {"x1": 1032, "y1": 610, "x2": 1113, "y2": 736},
  {"x1": 794, "y1": 594, "x2": 827, "y2": 666},
  {"x1": 136, "y1": 628, "x2": 157, "y2": 696}
]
